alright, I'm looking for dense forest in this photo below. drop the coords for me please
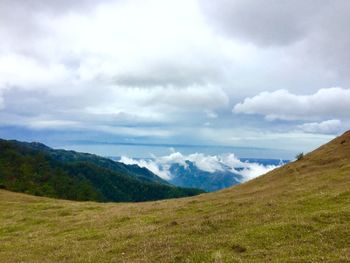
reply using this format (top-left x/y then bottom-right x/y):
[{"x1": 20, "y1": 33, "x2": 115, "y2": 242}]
[{"x1": 0, "y1": 139, "x2": 204, "y2": 202}]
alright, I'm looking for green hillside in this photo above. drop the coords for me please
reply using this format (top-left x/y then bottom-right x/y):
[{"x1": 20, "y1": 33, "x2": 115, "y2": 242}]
[
  {"x1": 0, "y1": 139, "x2": 203, "y2": 202},
  {"x1": 1, "y1": 131, "x2": 350, "y2": 262}
]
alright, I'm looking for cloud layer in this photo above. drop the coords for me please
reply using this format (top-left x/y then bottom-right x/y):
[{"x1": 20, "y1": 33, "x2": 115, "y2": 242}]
[
  {"x1": 201, "y1": 0, "x2": 350, "y2": 75},
  {"x1": 0, "y1": 0, "x2": 349, "y2": 155},
  {"x1": 120, "y1": 151, "x2": 282, "y2": 182}
]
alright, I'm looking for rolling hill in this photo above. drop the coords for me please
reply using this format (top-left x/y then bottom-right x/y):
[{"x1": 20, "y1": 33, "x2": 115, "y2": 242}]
[
  {"x1": 0, "y1": 139, "x2": 204, "y2": 202},
  {"x1": 0, "y1": 131, "x2": 350, "y2": 262}
]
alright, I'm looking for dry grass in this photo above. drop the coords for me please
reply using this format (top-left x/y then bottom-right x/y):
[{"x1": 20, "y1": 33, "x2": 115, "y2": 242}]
[{"x1": 1, "y1": 132, "x2": 350, "y2": 262}]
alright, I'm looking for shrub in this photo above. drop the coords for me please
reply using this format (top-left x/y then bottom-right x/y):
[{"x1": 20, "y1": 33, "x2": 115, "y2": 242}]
[{"x1": 296, "y1": 152, "x2": 304, "y2": 161}]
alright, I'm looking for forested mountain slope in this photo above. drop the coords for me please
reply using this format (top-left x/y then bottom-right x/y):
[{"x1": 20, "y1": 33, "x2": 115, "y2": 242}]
[{"x1": 0, "y1": 139, "x2": 204, "y2": 202}]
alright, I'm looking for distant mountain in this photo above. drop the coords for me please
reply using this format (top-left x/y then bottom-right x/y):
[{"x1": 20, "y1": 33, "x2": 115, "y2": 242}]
[
  {"x1": 0, "y1": 139, "x2": 204, "y2": 202},
  {"x1": 117, "y1": 155, "x2": 287, "y2": 192},
  {"x1": 169, "y1": 161, "x2": 243, "y2": 192}
]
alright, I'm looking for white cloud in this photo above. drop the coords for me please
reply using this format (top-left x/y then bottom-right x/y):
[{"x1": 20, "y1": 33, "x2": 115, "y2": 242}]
[
  {"x1": 233, "y1": 88, "x2": 350, "y2": 121},
  {"x1": 205, "y1": 110, "x2": 218, "y2": 119},
  {"x1": 32, "y1": 0, "x2": 232, "y2": 87},
  {"x1": 185, "y1": 153, "x2": 224, "y2": 173},
  {"x1": 120, "y1": 156, "x2": 172, "y2": 180},
  {"x1": 298, "y1": 119, "x2": 342, "y2": 134},
  {"x1": 119, "y1": 151, "x2": 282, "y2": 182},
  {"x1": 28, "y1": 119, "x2": 80, "y2": 129},
  {"x1": 200, "y1": 0, "x2": 350, "y2": 78},
  {"x1": 0, "y1": 54, "x2": 71, "y2": 92}
]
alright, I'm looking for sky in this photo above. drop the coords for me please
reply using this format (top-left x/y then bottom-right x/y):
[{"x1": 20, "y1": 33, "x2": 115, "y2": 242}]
[{"x1": 0, "y1": 0, "x2": 349, "y2": 159}]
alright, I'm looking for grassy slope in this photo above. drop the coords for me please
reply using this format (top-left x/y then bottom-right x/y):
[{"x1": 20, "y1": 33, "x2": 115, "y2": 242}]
[{"x1": 1, "y1": 132, "x2": 350, "y2": 262}]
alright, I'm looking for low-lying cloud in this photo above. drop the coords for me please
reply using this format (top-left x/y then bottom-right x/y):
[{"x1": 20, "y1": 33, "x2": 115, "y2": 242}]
[{"x1": 120, "y1": 151, "x2": 282, "y2": 182}]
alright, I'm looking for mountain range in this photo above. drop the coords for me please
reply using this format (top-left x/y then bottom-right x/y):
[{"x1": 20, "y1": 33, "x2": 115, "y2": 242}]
[
  {"x1": 0, "y1": 139, "x2": 204, "y2": 202},
  {"x1": 116, "y1": 155, "x2": 286, "y2": 192}
]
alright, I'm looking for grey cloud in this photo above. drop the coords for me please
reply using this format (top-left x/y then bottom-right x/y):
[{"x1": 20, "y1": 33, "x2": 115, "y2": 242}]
[
  {"x1": 200, "y1": 0, "x2": 321, "y2": 46},
  {"x1": 0, "y1": 0, "x2": 111, "y2": 57},
  {"x1": 114, "y1": 62, "x2": 221, "y2": 88},
  {"x1": 200, "y1": 0, "x2": 350, "y2": 78},
  {"x1": 298, "y1": 120, "x2": 342, "y2": 134},
  {"x1": 140, "y1": 85, "x2": 229, "y2": 109},
  {"x1": 0, "y1": 0, "x2": 106, "y2": 16}
]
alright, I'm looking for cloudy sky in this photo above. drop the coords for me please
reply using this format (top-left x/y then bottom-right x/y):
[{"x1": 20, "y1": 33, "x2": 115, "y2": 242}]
[{"x1": 0, "y1": 0, "x2": 349, "y2": 158}]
